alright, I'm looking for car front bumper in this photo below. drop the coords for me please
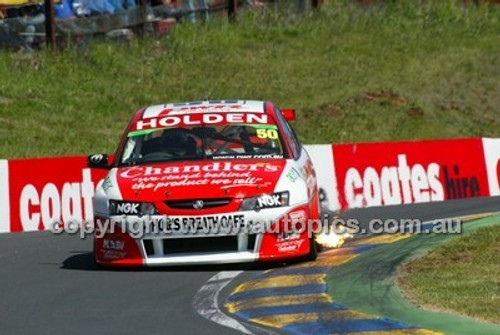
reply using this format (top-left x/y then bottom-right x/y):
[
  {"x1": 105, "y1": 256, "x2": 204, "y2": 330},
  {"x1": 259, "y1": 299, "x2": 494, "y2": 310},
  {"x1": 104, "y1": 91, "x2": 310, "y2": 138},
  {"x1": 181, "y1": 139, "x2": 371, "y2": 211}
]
[{"x1": 94, "y1": 204, "x2": 313, "y2": 267}]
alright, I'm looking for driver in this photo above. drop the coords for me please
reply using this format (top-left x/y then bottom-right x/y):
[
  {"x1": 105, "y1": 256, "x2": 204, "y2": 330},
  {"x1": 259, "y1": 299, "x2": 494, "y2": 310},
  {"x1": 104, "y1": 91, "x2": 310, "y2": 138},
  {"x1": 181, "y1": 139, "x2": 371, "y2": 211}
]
[{"x1": 160, "y1": 128, "x2": 198, "y2": 158}]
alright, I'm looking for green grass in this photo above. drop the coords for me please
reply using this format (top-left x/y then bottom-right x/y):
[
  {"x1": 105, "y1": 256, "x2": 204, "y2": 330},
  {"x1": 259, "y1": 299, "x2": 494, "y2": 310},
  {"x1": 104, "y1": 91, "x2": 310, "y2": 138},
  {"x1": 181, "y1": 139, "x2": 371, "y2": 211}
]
[
  {"x1": 0, "y1": 0, "x2": 499, "y2": 158},
  {"x1": 398, "y1": 225, "x2": 500, "y2": 324}
]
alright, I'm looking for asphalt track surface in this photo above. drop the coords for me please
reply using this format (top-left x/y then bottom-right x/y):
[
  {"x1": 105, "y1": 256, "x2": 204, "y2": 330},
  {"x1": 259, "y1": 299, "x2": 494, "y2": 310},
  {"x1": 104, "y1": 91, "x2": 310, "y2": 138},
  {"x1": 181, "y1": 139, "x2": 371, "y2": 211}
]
[{"x1": 0, "y1": 196, "x2": 498, "y2": 335}]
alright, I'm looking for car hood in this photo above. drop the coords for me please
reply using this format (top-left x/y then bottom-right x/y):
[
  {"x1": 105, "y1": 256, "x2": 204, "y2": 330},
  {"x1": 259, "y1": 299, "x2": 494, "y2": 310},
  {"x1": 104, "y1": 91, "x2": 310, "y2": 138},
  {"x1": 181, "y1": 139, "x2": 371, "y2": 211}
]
[{"x1": 114, "y1": 160, "x2": 287, "y2": 201}]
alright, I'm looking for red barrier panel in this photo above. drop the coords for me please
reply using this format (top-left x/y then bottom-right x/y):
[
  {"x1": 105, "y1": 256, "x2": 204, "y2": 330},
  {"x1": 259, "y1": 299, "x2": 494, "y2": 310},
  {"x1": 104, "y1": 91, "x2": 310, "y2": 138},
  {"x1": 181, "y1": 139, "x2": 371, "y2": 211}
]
[
  {"x1": 7, "y1": 156, "x2": 107, "y2": 232},
  {"x1": 332, "y1": 138, "x2": 489, "y2": 209}
]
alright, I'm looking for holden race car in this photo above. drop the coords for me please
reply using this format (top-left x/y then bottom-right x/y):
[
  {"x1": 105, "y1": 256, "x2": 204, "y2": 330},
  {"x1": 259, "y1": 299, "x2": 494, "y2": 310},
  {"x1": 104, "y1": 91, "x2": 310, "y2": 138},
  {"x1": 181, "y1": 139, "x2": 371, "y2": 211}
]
[{"x1": 88, "y1": 100, "x2": 321, "y2": 267}]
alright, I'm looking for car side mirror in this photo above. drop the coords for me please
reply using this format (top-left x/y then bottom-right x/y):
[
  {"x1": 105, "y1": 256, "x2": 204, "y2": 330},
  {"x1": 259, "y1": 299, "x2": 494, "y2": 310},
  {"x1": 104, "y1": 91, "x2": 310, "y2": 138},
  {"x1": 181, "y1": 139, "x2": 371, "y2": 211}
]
[
  {"x1": 281, "y1": 109, "x2": 296, "y2": 121},
  {"x1": 87, "y1": 154, "x2": 111, "y2": 169}
]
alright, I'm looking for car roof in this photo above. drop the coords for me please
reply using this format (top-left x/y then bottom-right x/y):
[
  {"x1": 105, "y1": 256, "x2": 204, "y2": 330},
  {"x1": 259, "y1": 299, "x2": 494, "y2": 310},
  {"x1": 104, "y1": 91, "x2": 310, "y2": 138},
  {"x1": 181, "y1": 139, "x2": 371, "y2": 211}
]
[{"x1": 141, "y1": 100, "x2": 267, "y2": 119}]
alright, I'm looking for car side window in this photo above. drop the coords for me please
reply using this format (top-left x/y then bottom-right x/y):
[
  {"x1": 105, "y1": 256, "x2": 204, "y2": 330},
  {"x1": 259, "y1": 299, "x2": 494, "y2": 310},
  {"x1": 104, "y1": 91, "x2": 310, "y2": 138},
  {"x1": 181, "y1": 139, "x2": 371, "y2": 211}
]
[{"x1": 274, "y1": 107, "x2": 301, "y2": 159}]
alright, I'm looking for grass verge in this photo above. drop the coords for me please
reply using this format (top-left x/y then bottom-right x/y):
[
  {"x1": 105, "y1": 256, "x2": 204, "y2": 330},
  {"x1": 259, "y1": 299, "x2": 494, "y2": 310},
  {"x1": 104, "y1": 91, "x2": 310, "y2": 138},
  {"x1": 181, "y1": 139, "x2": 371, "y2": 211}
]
[
  {"x1": 398, "y1": 225, "x2": 500, "y2": 324},
  {"x1": 0, "y1": 1, "x2": 499, "y2": 158}
]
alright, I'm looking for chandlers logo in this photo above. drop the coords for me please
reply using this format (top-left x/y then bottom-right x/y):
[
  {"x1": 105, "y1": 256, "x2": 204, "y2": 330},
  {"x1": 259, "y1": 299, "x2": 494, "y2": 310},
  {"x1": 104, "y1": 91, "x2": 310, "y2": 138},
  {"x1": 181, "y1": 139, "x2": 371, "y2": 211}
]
[
  {"x1": 342, "y1": 154, "x2": 482, "y2": 208},
  {"x1": 120, "y1": 162, "x2": 281, "y2": 178}
]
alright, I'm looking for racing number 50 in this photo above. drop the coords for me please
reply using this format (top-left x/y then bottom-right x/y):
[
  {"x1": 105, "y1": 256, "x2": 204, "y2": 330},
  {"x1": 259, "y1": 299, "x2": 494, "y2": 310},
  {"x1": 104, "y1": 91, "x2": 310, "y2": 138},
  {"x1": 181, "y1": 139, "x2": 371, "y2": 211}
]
[{"x1": 257, "y1": 129, "x2": 279, "y2": 139}]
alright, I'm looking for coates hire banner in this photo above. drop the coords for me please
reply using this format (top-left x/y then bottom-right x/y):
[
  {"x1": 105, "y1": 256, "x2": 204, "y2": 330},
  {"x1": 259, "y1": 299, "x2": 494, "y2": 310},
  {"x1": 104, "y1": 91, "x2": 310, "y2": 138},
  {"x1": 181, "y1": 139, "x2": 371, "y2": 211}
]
[
  {"x1": 0, "y1": 138, "x2": 500, "y2": 233},
  {"x1": 331, "y1": 138, "x2": 490, "y2": 210}
]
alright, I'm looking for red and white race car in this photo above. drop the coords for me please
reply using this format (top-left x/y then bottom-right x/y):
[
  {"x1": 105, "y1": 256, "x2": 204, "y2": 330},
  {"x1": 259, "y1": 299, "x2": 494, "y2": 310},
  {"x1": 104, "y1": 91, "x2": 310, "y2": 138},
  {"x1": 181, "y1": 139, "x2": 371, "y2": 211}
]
[{"x1": 88, "y1": 100, "x2": 320, "y2": 267}]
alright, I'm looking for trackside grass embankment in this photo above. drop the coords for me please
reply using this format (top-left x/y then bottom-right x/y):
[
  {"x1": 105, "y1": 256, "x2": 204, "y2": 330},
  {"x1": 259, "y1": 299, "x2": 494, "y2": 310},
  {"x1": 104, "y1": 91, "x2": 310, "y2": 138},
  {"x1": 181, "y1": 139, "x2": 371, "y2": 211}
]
[
  {"x1": 327, "y1": 216, "x2": 500, "y2": 335},
  {"x1": 398, "y1": 224, "x2": 500, "y2": 325},
  {"x1": 0, "y1": 1, "x2": 499, "y2": 158}
]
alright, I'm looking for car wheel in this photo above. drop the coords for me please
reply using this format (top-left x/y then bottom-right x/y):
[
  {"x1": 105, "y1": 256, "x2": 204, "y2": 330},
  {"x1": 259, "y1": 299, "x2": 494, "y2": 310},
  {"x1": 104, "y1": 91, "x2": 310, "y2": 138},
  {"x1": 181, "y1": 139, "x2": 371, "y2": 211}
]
[{"x1": 303, "y1": 235, "x2": 318, "y2": 262}]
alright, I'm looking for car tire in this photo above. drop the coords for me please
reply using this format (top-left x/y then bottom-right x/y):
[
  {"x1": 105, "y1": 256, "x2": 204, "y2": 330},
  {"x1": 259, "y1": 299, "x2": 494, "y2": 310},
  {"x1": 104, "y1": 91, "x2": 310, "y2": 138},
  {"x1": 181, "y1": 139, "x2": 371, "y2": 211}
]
[{"x1": 303, "y1": 235, "x2": 318, "y2": 262}]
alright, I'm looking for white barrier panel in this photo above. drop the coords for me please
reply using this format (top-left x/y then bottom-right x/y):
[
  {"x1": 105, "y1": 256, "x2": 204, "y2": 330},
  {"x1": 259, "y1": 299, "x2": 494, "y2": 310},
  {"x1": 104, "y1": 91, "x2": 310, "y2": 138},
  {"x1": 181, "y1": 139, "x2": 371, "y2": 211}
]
[
  {"x1": 304, "y1": 145, "x2": 340, "y2": 211},
  {"x1": 481, "y1": 138, "x2": 500, "y2": 196}
]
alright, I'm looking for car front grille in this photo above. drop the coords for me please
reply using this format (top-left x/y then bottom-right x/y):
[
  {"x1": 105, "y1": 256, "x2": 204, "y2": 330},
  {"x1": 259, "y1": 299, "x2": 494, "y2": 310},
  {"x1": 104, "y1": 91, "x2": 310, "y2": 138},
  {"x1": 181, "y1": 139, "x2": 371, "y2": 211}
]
[
  {"x1": 163, "y1": 236, "x2": 237, "y2": 254},
  {"x1": 143, "y1": 234, "x2": 257, "y2": 257},
  {"x1": 164, "y1": 198, "x2": 232, "y2": 210}
]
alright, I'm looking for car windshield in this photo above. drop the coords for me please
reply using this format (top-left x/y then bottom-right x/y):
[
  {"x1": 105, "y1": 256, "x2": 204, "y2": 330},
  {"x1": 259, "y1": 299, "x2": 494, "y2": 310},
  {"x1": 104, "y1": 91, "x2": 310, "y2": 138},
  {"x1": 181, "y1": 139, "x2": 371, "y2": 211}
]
[{"x1": 119, "y1": 121, "x2": 286, "y2": 166}]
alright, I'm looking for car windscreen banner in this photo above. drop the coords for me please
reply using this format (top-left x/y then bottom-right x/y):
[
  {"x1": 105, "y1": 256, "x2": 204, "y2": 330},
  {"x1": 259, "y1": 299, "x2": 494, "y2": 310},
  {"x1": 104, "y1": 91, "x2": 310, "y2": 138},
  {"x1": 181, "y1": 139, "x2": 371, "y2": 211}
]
[{"x1": 132, "y1": 113, "x2": 273, "y2": 132}]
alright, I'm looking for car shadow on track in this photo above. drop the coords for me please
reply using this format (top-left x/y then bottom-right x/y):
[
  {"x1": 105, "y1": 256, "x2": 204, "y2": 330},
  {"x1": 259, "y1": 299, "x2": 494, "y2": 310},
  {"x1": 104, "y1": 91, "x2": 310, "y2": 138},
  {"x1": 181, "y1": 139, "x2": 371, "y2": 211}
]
[{"x1": 61, "y1": 251, "x2": 298, "y2": 272}]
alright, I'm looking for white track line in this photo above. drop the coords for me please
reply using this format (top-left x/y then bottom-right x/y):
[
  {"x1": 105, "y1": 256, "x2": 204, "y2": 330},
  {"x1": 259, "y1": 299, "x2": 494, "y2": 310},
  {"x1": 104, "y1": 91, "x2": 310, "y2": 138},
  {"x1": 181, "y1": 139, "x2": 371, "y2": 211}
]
[{"x1": 193, "y1": 271, "x2": 254, "y2": 334}]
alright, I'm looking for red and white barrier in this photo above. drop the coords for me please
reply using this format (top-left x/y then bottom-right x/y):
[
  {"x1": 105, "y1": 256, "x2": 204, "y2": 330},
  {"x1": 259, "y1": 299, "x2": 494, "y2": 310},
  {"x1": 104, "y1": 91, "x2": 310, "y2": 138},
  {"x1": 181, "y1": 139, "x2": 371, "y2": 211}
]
[
  {"x1": 1, "y1": 157, "x2": 108, "y2": 233},
  {"x1": 0, "y1": 138, "x2": 498, "y2": 233}
]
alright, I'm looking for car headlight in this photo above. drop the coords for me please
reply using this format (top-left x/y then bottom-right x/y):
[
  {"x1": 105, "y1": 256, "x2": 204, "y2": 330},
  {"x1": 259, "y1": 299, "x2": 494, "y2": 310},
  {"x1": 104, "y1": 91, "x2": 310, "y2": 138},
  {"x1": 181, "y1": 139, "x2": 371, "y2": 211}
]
[
  {"x1": 239, "y1": 191, "x2": 290, "y2": 211},
  {"x1": 109, "y1": 200, "x2": 158, "y2": 216}
]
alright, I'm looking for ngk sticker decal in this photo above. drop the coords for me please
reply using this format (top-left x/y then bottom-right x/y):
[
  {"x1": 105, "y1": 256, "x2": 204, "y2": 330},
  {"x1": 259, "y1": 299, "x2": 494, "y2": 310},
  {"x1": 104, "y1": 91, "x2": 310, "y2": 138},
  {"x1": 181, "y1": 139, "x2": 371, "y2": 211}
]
[
  {"x1": 257, "y1": 194, "x2": 282, "y2": 208},
  {"x1": 333, "y1": 139, "x2": 489, "y2": 209},
  {"x1": 0, "y1": 160, "x2": 10, "y2": 233},
  {"x1": 114, "y1": 201, "x2": 141, "y2": 215},
  {"x1": 481, "y1": 138, "x2": 500, "y2": 196}
]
